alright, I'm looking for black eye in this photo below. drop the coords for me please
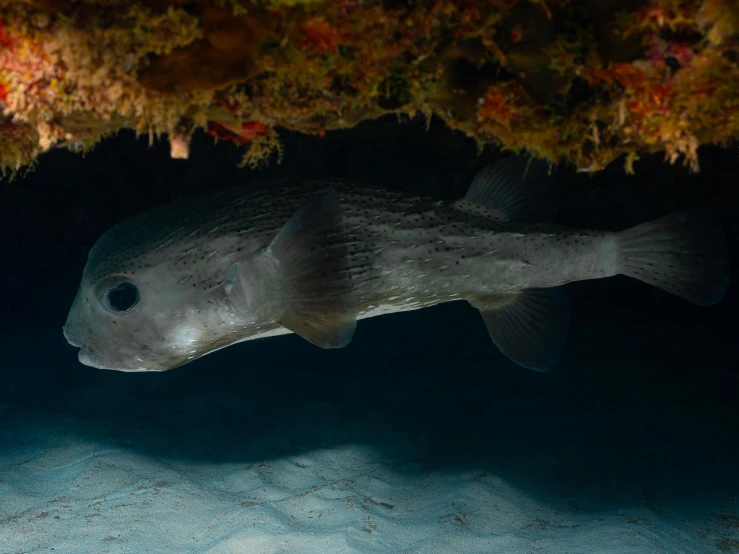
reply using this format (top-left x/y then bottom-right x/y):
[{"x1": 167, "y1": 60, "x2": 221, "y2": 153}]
[{"x1": 101, "y1": 282, "x2": 140, "y2": 314}]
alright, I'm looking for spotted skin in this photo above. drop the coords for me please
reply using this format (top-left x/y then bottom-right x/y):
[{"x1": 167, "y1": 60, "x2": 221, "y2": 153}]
[{"x1": 63, "y1": 174, "x2": 726, "y2": 372}]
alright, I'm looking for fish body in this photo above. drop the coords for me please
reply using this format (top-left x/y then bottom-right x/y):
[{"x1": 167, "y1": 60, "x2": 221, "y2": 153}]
[{"x1": 63, "y1": 157, "x2": 729, "y2": 372}]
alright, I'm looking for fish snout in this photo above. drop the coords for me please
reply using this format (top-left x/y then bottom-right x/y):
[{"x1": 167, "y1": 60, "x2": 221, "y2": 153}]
[
  {"x1": 63, "y1": 322, "x2": 80, "y2": 348},
  {"x1": 63, "y1": 322, "x2": 98, "y2": 366},
  {"x1": 77, "y1": 347, "x2": 107, "y2": 369},
  {"x1": 64, "y1": 323, "x2": 106, "y2": 368},
  {"x1": 63, "y1": 319, "x2": 82, "y2": 348}
]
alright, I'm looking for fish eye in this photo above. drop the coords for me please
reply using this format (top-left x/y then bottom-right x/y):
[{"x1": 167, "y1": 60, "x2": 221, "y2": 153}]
[{"x1": 100, "y1": 282, "x2": 140, "y2": 314}]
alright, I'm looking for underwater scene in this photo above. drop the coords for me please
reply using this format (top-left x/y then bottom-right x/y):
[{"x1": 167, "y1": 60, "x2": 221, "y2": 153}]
[
  {"x1": 1, "y1": 1, "x2": 739, "y2": 553},
  {"x1": 1, "y1": 117, "x2": 737, "y2": 554}
]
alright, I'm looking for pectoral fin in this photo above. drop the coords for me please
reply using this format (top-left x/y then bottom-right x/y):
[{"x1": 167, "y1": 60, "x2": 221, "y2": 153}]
[
  {"x1": 471, "y1": 287, "x2": 570, "y2": 372},
  {"x1": 270, "y1": 189, "x2": 357, "y2": 349}
]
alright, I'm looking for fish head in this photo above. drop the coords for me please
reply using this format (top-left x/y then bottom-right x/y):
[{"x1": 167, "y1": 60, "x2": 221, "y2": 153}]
[
  {"x1": 64, "y1": 184, "x2": 360, "y2": 370},
  {"x1": 63, "y1": 261, "x2": 223, "y2": 372}
]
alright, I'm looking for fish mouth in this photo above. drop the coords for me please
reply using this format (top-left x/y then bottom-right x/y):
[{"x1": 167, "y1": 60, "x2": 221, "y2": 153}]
[
  {"x1": 63, "y1": 324, "x2": 98, "y2": 366},
  {"x1": 63, "y1": 324, "x2": 110, "y2": 369},
  {"x1": 63, "y1": 324, "x2": 82, "y2": 348},
  {"x1": 63, "y1": 325, "x2": 156, "y2": 372},
  {"x1": 77, "y1": 348, "x2": 105, "y2": 369},
  {"x1": 77, "y1": 346, "x2": 162, "y2": 372}
]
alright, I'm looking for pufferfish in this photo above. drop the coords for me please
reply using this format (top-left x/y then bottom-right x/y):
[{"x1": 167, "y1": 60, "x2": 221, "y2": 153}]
[{"x1": 63, "y1": 156, "x2": 729, "y2": 372}]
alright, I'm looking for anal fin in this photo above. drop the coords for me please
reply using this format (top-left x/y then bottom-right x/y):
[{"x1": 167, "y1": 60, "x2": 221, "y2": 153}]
[
  {"x1": 471, "y1": 287, "x2": 570, "y2": 372},
  {"x1": 270, "y1": 189, "x2": 357, "y2": 349}
]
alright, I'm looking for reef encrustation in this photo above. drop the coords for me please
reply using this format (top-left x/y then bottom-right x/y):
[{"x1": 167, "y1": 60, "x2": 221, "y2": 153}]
[{"x1": 1, "y1": 0, "x2": 738, "y2": 176}]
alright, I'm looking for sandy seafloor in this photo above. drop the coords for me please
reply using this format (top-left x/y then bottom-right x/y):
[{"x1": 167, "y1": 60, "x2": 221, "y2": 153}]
[{"x1": 1, "y1": 295, "x2": 737, "y2": 554}]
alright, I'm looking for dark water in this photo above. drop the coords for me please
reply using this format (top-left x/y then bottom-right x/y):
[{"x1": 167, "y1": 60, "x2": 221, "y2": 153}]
[{"x1": 1, "y1": 115, "x2": 737, "y2": 552}]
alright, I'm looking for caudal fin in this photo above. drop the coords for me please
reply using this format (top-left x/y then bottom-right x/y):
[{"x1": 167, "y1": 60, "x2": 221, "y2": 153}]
[{"x1": 617, "y1": 208, "x2": 729, "y2": 306}]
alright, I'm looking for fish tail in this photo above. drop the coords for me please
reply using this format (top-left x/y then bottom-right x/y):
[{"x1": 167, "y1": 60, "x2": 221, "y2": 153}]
[{"x1": 617, "y1": 208, "x2": 729, "y2": 306}]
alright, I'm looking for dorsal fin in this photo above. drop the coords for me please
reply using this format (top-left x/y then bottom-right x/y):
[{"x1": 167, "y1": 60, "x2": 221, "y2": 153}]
[
  {"x1": 462, "y1": 155, "x2": 557, "y2": 223},
  {"x1": 269, "y1": 189, "x2": 357, "y2": 348}
]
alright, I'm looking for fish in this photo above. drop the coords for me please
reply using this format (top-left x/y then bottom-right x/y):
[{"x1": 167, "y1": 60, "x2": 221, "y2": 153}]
[{"x1": 63, "y1": 156, "x2": 730, "y2": 373}]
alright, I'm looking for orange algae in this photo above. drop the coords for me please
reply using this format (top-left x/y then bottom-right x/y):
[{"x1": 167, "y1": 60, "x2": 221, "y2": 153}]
[{"x1": 1, "y1": 0, "x2": 739, "y2": 177}]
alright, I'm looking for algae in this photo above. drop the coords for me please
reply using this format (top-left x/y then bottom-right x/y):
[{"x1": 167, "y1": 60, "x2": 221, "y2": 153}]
[{"x1": 1, "y1": 0, "x2": 739, "y2": 176}]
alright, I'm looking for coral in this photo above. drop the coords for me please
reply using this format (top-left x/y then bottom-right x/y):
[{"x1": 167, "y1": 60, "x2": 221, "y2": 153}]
[
  {"x1": 2, "y1": 0, "x2": 739, "y2": 176},
  {"x1": 137, "y1": 4, "x2": 283, "y2": 93}
]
